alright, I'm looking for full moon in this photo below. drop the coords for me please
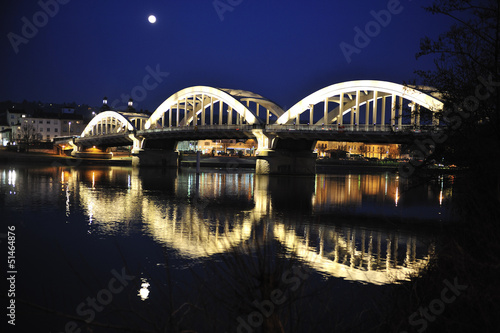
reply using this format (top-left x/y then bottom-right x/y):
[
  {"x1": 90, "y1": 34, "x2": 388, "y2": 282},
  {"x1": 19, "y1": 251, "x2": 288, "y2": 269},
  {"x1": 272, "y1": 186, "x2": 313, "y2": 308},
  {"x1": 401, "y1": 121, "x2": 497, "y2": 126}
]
[{"x1": 148, "y1": 15, "x2": 156, "y2": 24}]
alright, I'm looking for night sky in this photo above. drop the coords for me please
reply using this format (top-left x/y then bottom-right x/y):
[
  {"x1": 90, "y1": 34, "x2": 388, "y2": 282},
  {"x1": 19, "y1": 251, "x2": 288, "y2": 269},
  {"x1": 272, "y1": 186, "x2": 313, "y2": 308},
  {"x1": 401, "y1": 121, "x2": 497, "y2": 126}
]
[{"x1": 1, "y1": 0, "x2": 453, "y2": 112}]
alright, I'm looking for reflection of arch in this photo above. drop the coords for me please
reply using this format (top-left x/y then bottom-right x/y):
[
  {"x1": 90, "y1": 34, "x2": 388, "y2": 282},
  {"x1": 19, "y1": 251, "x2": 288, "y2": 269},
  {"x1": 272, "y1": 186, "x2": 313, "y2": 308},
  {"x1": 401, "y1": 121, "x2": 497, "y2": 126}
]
[
  {"x1": 273, "y1": 224, "x2": 431, "y2": 284},
  {"x1": 71, "y1": 168, "x2": 433, "y2": 283},
  {"x1": 81, "y1": 111, "x2": 136, "y2": 137},
  {"x1": 145, "y1": 86, "x2": 284, "y2": 129},
  {"x1": 277, "y1": 80, "x2": 444, "y2": 126}
]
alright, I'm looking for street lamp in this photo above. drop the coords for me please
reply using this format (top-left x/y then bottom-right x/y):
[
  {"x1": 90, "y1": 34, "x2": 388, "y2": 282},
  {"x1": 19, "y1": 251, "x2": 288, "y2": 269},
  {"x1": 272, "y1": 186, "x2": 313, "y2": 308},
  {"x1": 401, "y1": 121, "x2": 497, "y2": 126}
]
[{"x1": 68, "y1": 122, "x2": 71, "y2": 135}]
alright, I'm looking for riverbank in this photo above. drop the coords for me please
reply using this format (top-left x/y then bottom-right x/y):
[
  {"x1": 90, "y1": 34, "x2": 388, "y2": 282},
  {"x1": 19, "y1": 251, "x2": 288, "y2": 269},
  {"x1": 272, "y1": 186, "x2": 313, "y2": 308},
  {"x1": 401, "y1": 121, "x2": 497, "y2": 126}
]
[
  {"x1": 0, "y1": 149, "x2": 462, "y2": 174},
  {"x1": 0, "y1": 149, "x2": 132, "y2": 166}
]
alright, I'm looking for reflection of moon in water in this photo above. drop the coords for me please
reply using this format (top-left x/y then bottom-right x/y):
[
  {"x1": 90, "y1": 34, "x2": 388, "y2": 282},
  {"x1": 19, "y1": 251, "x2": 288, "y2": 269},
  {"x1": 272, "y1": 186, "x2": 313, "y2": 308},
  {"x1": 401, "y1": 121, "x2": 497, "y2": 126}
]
[{"x1": 148, "y1": 15, "x2": 156, "y2": 24}]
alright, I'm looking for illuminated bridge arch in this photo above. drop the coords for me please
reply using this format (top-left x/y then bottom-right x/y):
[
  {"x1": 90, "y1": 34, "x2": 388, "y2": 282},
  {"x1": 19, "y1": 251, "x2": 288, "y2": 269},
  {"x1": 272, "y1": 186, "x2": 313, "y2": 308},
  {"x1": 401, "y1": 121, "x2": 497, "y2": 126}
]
[
  {"x1": 277, "y1": 80, "x2": 444, "y2": 129},
  {"x1": 145, "y1": 86, "x2": 285, "y2": 129},
  {"x1": 81, "y1": 111, "x2": 135, "y2": 137}
]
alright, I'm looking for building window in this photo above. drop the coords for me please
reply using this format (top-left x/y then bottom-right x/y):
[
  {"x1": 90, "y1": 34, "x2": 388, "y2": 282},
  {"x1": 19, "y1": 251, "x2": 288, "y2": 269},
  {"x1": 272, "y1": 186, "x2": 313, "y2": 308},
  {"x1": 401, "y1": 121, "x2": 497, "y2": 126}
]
[
  {"x1": 46, "y1": 120, "x2": 51, "y2": 124},
  {"x1": 54, "y1": 128, "x2": 58, "y2": 132},
  {"x1": 47, "y1": 128, "x2": 50, "y2": 132},
  {"x1": 39, "y1": 120, "x2": 43, "y2": 124}
]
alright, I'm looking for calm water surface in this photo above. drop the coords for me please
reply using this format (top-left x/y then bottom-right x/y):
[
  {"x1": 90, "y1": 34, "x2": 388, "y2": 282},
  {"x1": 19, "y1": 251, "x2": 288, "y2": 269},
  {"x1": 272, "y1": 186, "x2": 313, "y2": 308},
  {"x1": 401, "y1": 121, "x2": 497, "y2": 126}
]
[{"x1": 0, "y1": 165, "x2": 456, "y2": 332}]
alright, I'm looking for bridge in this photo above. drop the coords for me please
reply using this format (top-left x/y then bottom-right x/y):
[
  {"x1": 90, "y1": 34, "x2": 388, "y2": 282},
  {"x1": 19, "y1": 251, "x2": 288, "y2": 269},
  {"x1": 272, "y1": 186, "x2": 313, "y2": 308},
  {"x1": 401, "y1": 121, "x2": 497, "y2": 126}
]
[{"x1": 70, "y1": 80, "x2": 444, "y2": 174}]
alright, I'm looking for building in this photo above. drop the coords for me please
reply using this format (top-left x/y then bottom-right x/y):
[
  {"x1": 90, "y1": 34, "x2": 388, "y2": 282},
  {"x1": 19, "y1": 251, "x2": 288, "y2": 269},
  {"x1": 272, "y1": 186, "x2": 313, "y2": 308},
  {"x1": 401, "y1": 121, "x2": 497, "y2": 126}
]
[
  {"x1": 0, "y1": 117, "x2": 12, "y2": 146},
  {"x1": 6, "y1": 109, "x2": 28, "y2": 126},
  {"x1": 176, "y1": 139, "x2": 257, "y2": 156},
  {"x1": 11, "y1": 112, "x2": 86, "y2": 144},
  {"x1": 315, "y1": 141, "x2": 400, "y2": 159}
]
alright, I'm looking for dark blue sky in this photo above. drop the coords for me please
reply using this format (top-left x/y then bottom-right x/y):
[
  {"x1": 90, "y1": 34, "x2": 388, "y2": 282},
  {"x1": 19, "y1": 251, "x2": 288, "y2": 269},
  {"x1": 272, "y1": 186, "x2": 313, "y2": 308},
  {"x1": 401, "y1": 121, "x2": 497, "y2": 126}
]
[{"x1": 1, "y1": 0, "x2": 453, "y2": 112}]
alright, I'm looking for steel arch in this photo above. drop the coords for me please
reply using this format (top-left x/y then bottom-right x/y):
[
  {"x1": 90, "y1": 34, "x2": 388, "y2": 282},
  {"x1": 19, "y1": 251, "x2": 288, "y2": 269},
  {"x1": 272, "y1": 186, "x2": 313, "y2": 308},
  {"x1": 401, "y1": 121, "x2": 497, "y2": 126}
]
[
  {"x1": 277, "y1": 80, "x2": 444, "y2": 125},
  {"x1": 81, "y1": 111, "x2": 135, "y2": 137}
]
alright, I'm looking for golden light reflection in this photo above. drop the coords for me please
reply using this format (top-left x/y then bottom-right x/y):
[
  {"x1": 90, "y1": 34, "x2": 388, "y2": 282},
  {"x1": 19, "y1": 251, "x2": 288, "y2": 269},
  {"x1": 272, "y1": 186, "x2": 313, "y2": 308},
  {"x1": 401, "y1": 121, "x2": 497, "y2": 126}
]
[
  {"x1": 395, "y1": 187, "x2": 399, "y2": 207},
  {"x1": 138, "y1": 278, "x2": 150, "y2": 301},
  {"x1": 8, "y1": 170, "x2": 16, "y2": 187},
  {"x1": 70, "y1": 168, "x2": 440, "y2": 284}
]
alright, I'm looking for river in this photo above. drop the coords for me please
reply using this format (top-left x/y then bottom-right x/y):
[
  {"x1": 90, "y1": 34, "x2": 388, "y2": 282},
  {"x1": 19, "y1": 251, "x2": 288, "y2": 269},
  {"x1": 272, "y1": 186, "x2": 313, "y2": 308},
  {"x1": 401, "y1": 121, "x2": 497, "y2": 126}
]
[{"x1": 0, "y1": 164, "x2": 457, "y2": 332}]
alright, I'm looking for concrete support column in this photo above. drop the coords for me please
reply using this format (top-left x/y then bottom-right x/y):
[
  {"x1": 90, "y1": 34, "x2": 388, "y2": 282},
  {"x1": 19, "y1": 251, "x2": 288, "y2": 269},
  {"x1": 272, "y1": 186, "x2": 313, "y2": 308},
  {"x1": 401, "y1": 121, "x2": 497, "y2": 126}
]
[
  {"x1": 132, "y1": 149, "x2": 179, "y2": 167},
  {"x1": 255, "y1": 149, "x2": 316, "y2": 175},
  {"x1": 253, "y1": 130, "x2": 316, "y2": 175}
]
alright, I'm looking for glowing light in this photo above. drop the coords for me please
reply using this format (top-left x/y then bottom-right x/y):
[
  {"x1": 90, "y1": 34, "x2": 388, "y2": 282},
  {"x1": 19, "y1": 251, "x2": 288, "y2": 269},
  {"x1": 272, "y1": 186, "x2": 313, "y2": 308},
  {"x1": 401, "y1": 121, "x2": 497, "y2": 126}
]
[
  {"x1": 138, "y1": 279, "x2": 150, "y2": 300},
  {"x1": 148, "y1": 15, "x2": 156, "y2": 24},
  {"x1": 8, "y1": 170, "x2": 16, "y2": 187}
]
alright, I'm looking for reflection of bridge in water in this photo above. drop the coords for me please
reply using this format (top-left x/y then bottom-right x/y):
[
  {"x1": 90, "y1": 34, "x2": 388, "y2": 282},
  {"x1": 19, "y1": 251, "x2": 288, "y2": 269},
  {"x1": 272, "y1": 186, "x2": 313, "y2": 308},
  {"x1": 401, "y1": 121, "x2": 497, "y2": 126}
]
[{"x1": 60, "y1": 167, "x2": 442, "y2": 284}]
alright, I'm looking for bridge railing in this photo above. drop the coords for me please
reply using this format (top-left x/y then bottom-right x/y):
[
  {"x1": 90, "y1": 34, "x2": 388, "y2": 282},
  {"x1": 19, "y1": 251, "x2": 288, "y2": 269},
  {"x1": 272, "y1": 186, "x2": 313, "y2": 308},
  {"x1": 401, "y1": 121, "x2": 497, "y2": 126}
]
[
  {"x1": 266, "y1": 124, "x2": 441, "y2": 133},
  {"x1": 142, "y1": 124, "x2": 256, "y2": 133}
]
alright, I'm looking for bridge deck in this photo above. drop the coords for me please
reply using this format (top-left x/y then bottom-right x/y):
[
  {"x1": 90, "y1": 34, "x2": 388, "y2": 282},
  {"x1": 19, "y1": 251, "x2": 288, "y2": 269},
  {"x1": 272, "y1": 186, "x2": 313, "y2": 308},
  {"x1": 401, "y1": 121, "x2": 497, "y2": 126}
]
[{"x1": 75, "y1": 124, "x2": 442, "y2": 146}]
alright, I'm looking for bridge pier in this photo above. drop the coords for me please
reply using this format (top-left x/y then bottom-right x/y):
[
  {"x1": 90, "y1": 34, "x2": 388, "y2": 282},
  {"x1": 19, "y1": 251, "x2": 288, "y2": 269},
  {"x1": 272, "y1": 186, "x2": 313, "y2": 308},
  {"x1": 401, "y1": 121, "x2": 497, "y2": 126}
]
[
  {"x1": 255, "y1": 149, "x2": 316, "y2": 175},
  {"x1": 132, "y1": 149, "x2": 179, "y2": 167}
]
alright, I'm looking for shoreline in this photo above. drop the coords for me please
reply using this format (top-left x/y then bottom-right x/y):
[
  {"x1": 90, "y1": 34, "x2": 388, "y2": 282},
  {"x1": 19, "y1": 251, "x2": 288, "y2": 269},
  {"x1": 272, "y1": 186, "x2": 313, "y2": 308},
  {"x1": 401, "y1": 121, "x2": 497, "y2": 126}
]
[{"x1": 0, "y1": 150, "x2": 461, "y2": 174}]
